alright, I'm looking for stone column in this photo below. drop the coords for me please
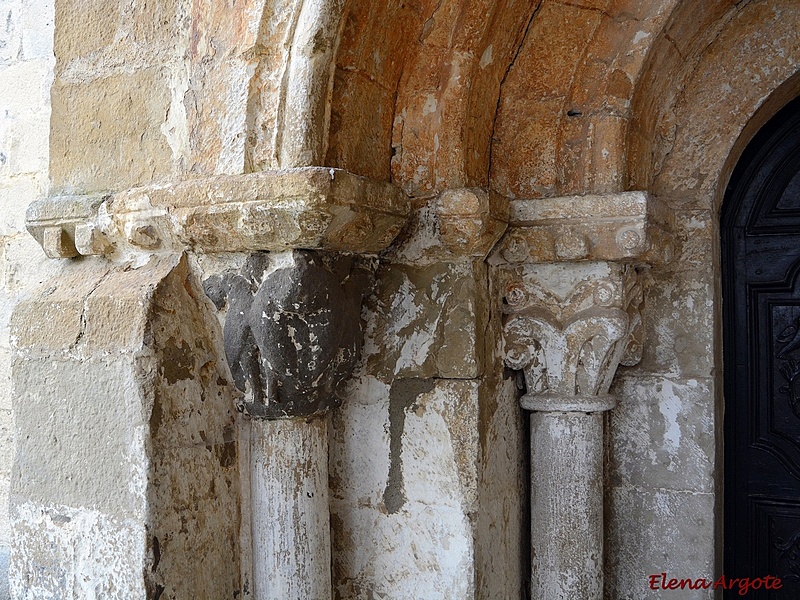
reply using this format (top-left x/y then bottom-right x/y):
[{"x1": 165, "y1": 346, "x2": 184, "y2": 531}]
[
  {"x1": 502, "y1": 263, "x2": 642, "y2": 599},
  {"x1": 250, "y1": 418, "x2": 331, "y2": 599},
  {"x1": 493, "y1": 192, "x2": 665, "y2": 599},
  {"x1": 203, "y1": 249, "x2": 372, "y2": 600}
]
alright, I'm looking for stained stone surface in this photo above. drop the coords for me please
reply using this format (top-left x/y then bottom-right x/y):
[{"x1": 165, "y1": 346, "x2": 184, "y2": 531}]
[
  {"x1": 9, "y1": 256, "x2": 242, "y2": 598},
  {"x1": 26, "y1": 169, "x2": 410, "y2": 258},
  {"x1": 362, "y1": 261, "x2": 488, "y2": 380},
  {"x1": 8, "y1": 0, "x2": 800, "y2": 598},
  {"x1": 329, "y1": 374, "x2": 525, "y2": 600},
  {"x1": 204, "y1": 250, "x2": 371, "y2": 418}
]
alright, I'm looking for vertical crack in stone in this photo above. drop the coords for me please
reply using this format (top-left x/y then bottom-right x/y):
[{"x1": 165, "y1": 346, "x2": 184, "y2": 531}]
[
  {"x1": 383, "y1": 378, "x2": 435, "y2": 514},
  {"x1": 70, "y1": 267, "x2": 112, "y2": 352}
]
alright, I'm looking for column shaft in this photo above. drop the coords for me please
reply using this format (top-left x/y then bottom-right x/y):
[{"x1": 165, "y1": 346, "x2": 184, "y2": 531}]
[
  {"x1": 250, "y1": 417, "x2": 331, "y2": 600},
  {"x1": 530, "y1": 411, "x2": 604, "y2": 599}
]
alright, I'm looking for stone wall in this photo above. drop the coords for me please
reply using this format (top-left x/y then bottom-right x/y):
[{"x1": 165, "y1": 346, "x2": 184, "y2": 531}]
[
  {"x1": 3, "y1": 0, "x2": 800, "y2": 598},
  {"x1": 0, "y1": 0, "x2": 56, "y2": 594}
]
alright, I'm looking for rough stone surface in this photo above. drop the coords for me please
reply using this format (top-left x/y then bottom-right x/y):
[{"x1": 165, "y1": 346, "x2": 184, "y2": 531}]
[
  {"x1": 0, "y1": 0, "x2": 55, "y2": 589},
  {"x1": 204, "y1": 250, "x2": 371, "y2": 418},
  {"x1": 609, "y1": 374, "x2": 715, "y2": 494},
  {"x1": 605, "y1": 487, "x2": 715, "y2": 599},
  {"x1": 9, "y1": 256, "x2": 242, "y2": 598},
  {"x1": 27, "y1": 169, "x2": 410, "y2": 258},
  {"x1": 330, "y1": 375, "x2": 524, "y2": 600},
  {"x1": 494, "y1": 191, "x2": 674, "y2": 265},
  {"x1": 387, "y1": 189, "x2": 509, "y2": 265},
  {"x1": 10, "y1": 0, "x2": 800, "y2": 597},
  {"x1": 362, "y1": 261, "x2": 488, "y2": 380}
]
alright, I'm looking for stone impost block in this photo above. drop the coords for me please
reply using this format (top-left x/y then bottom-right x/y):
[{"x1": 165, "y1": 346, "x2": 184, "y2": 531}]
[
  {"x1": 389, "y1": 188, "x2": 509, "y2": 265},
  {"x1": 25, "y1": 168, "x2": 410, "y2": 258},
  {"x1": 493, "y1": 191, "x2": 674, "y2": 265},
  {"x1": 26, "y1": 194, "x2": 107, "y2": 258}
]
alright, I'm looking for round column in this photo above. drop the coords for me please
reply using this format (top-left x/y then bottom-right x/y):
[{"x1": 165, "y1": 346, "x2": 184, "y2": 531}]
[{"x1": 250, "y1": 417, "x2": 331, "y2": 600}]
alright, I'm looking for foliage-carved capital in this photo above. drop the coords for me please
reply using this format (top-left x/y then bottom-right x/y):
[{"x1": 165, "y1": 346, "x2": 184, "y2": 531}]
[
  {"x1": 203, "y1": 250, "x2": 373, "y2": 419},
  {"x1": 501, "y1": 262, "x2": 643, "y2": 410}
]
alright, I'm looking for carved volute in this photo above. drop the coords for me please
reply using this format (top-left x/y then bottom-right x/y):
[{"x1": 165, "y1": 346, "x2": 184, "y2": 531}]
[{"x1": 501, "y1": 262, "x2": 643, "y2": 412}]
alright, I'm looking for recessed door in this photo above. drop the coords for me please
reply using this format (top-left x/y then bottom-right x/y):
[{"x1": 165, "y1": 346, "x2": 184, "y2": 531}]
[{"x1": 723, "y1": 96, "x2": 800, "y2": 598}]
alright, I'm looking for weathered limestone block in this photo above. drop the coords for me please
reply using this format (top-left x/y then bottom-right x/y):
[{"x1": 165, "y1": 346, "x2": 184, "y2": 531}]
[
  {"x1": 494, "y1": 191, "x2": 673, "y2": 265},
  {"x1": 609, "y1": 374, "x2": 715, "y2": 494},
  {"x1": 26, "y1": 168, "x2": 409, "y2": 258},
  {"x1": 389, "y1": 188, "x2": 508, "y2": 265},
  {"x1": 361, "y1": 188, "x2": 503, "y2": 381},
  {"x1": 362, "y1": 261, "x2": 488, "y2": 379},
  {"x1": 637, "y1": 268, "x2": 714, "y2": 378},
  {"x1": 50, "y1": 69, "x2": 176, "y2": 193},
  {"x1": 203, "y1": 250, "x2": 371, "y2": 419},
  {"x1": 605, "y1": 487, "x2": 715, "y2": 599},
  {"x1": 330, "y1": 375, "x2": 524, "y2": 600},
  {"x1": 9, "y1": 255, "x2": 242, "y2": 598},
  {"x1": 475, "y1": 376, "x2": 526, "y2": 600}
]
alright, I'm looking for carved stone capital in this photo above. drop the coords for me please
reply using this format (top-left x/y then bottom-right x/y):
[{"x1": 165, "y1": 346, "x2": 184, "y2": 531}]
[
  {"x1": 388, "y1": 188, "x2": 508, "y2": 264},
  {"x1": 502, "y1": 262, "x2": 643, "y2": 411},
  {"x1": 203, "y1": 250, "x2": 372, "y2": 419}
]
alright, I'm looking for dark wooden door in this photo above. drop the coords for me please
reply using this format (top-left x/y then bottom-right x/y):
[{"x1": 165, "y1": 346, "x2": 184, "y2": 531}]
[{"x1": 723, "y1": 96, "x2": 800, "y2": 598}]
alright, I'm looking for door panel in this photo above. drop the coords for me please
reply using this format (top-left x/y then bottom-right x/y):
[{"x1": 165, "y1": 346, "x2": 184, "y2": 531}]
[{"x1": 723, "y1": 96, "x2": 800, "y2": 598}]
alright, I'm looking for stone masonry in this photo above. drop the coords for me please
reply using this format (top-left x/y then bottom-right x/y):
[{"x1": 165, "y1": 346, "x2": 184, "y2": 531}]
[{"x1": 3, "y1": 0, "x2": 800, "y2": 598}]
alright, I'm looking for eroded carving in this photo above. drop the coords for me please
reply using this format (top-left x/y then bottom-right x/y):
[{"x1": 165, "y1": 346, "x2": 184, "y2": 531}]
[
  {"x1": 502, "y1": 263, "x2": 642, "y2": 410},
  {"x1": 493, "y1": 191, "x2": 674, "y2": 264},
  {"x1": 26, "y1": 169, "x2": 409, "y2": 258},
  {"x1": 203, "y1": 250, "x2": 372, "y2": 419}
]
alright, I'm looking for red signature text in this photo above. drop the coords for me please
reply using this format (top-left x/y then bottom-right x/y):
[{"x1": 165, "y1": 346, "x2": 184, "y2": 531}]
[{"x1": 648, "y1": 573, "x2": 782, "y2": 595}]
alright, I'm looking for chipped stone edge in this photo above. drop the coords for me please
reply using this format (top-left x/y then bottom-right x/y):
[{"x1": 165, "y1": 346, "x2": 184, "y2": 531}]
[
  {"x1": 387, "y1": 188, "x2": 510, "y2": 265},
  {"x1": 26, "y1": 168, "x2": 411, "y2": 259}
]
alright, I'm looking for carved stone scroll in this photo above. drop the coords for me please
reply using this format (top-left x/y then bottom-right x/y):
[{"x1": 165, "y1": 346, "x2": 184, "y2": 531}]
[{"x1": 502, "y1": 262, "x2": 643, "y2": 409}]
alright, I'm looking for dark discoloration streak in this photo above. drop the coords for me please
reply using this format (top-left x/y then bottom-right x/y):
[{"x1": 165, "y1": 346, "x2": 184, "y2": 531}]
[
  {"x1": 383, "y1": 378, "x2": 435, "y2": 514},
  {"x1": 215, "y1": 440, "x2": 237, "y2": 468},
  {"x1": 160, "y1": 337, "x2": 194, "y2": 384}
]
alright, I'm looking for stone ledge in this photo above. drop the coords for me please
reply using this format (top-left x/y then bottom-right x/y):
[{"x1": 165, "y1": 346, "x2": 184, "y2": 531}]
[
  {"x1": 26, "y1": 168, "x2": 410, "y2": 258},
  {"x1": 492, "y1": 191, "x2": 674, "y2": 264}
]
